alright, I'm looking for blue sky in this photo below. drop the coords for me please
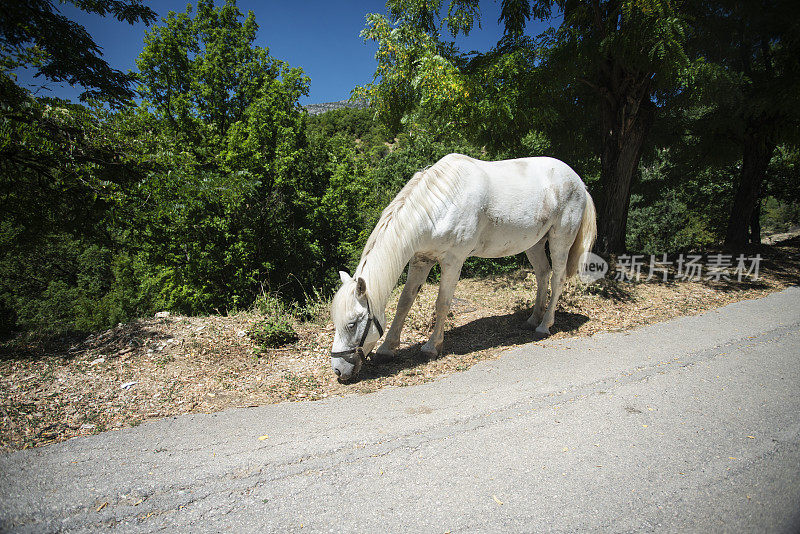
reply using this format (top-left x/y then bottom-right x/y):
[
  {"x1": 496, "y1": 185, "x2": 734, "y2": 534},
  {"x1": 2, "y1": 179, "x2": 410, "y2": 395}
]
[{"x1": 19, "y1": 0, "x2": 555, "y2": 105}]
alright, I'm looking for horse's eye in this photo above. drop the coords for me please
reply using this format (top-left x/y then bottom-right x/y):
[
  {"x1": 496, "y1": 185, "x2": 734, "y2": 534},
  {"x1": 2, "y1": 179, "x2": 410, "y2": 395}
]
[{"x1": 347, "y1": 322, "x2": 357, "y2": 331}]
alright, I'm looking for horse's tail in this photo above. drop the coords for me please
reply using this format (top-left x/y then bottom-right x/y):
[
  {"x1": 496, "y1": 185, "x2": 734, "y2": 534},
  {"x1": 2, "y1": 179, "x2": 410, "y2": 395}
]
[{"x1": 566, "y1": 187, "x2": 597, "y2": 279}]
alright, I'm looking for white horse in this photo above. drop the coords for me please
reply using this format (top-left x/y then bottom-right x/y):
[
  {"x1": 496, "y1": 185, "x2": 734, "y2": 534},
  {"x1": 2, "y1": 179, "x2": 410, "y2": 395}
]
[{"x1": 330, "y1": 153, "x2": 596, "y2": 380}]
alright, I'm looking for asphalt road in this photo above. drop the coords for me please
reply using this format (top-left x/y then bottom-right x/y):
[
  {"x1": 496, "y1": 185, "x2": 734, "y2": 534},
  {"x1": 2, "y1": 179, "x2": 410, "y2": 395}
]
[{"x1": 2, "y1": 287, "x2": 799, "y2": 533}]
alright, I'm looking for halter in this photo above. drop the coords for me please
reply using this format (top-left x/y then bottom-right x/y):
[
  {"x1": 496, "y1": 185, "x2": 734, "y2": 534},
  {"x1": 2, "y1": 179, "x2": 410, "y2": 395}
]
[{"x1": 330, "y1": 297, "x2": 384, "y2": 365}]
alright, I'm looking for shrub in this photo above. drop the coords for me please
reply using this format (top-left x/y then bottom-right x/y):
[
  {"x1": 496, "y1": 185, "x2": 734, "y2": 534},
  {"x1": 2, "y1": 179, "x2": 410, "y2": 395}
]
[
  {"x1": 249, "y1": 292, "x2": 299, "y2": 351},
  {"x1": 762, "y1": 196, "x2": 800, "y2": 234},
  {"x1": 248, "y1": 315, "x2": 298, "y2": 351},
  {"x1": 626, "y1": 191, "x2": 717, "y2": 253}
]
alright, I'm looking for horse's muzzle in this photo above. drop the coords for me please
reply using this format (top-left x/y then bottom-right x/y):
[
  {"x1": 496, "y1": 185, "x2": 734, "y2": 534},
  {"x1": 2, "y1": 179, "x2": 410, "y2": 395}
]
[{"x1": 330, "y1": 348, "x2": 364, "y2": 380}]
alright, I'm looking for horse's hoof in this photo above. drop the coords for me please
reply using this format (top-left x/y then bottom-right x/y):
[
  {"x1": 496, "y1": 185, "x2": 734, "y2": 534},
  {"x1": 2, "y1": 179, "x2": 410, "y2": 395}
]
[
  {"x1": 420, "y1": 346, "x2": 438, "y2": 360},
  {"x1": 373, "y1": 349, "x2": 395, "y2": 363},
  {"x1": 534, "y1": 326, "x2": 551, "y2": 337}
]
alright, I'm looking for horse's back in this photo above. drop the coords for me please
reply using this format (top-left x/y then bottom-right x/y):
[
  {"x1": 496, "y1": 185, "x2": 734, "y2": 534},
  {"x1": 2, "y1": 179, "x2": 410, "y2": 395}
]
[
  {"x1": 450, "y1": 154, "x2": 585, "y2": 219},
  {"x1": 471, "y1": 155, "x2": 582, "y2": 192},
  {"x1": 425, "y1": 154, "x2": 587, "y2": 258},
  {"x1": 434, "y1": 153, "x2": 583, "y2": 198}
]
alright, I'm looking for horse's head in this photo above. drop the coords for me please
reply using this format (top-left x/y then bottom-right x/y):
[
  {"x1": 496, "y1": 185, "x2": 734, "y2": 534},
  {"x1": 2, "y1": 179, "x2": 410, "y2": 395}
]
[{"x1": 330, "y1": 271, "x2": 384, "y2": 381}]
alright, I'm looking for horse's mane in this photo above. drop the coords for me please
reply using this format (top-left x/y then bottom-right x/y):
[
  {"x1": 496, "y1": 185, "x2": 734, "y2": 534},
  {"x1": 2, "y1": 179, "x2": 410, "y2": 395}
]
[{"x1": 356, "y1": 154, "x2": 471, "y2": 301}]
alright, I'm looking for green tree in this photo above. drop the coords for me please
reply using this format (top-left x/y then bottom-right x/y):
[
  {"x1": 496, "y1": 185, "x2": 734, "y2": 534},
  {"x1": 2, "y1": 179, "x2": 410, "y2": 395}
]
[
  {"x1": 355, "y1": 0, "x2": 479, "y2": 137},
  {"x1": 0, "y1": 1, "x2": 157, "y2": 334},
  {"x1": 529, "y1": 0, "x2": 693, "y2": 254},
  {"x1": 136, "y1": 0, "x2": 301, "y2": 146},
  {"x1": 132, "y1": 0, "x2": 380, "y2": 311},
  {"x1": 685, "y1": 0, "x2": 800, "y2": 250},
  {"x1": 358, "y1": 1, "x2": 695, "y2": 255},
  {"x1": 1, "y1": 0, "x2": 157, "y2": 106},
  {"x1": 0, "y1": 0, "x2": 158, "y2": 244},
  {"x1": 131, "y1": 0, "x2": 316, "y2": 311}
]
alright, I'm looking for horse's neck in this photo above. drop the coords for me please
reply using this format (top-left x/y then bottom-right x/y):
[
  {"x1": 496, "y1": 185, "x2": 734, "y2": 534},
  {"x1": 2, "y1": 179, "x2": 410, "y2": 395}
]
[
  {"x1": 356, "y1": 232, "x2": 419, "y2": 313},
  {"x1": 355, "y1": 161, "x2": 461, "y2": 311}
]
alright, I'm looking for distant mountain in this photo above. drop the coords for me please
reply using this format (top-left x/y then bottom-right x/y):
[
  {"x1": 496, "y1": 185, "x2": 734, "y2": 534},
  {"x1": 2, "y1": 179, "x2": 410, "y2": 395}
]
[{"x1": 303, "y1": 99, "x2": 367, "y2": 115}]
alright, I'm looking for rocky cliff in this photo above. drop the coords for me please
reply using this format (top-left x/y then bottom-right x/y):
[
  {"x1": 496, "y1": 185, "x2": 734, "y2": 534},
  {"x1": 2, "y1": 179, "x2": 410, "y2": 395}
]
[{"x1": 303, "y1": 99, "x2": 367, "y2": 115}]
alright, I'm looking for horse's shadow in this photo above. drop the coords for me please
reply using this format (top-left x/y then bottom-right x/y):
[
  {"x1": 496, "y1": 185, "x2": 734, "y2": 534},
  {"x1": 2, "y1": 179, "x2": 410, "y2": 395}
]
[{"x1": 351, "y1": 309, "x2": 589, "y2": 382}]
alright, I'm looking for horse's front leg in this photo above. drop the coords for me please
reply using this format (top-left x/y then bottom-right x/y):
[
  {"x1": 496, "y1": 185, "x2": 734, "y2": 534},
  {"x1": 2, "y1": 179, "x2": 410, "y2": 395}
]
[
  {"x1": 376, "y1": 256, "x2": 434, "y2": 360},
  {"x1": 421, "y1": 256, "x2": 464, "y2": 359}
]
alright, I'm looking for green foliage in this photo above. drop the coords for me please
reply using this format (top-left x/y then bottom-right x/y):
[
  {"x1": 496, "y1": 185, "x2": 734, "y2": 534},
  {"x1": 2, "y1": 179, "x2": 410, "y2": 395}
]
[
  {"x1": 0, "y1": 1, "x2": 381, "y2": 334},
  {"x1": 0, "y1": 0, "x2": 157, "y2": 106},
  {"x1": 499, "y1": 0, "x2": 533, "y2": 38},
  {"x1": 249, "y1": 294, "x2": 298, "y2": 350},
  {"x1": 761, "y1": 145, "x2": 800, "y2": 233},
  {"x1": 761, "y1": 197, "x2": 800, "y2": 234},
  {"x1": 686, "y1": 0, "x2": 800, "y2": 140},
  {"x1": 461, "y1": 256, "x2": 526, "y2": 278},
  {"x1": 354, "y1": 2, "x2": 475, "y2": 137},
  {"x1": 306, "y1": 107, "x2": 391, "y2": 156},
  {"x1": 682, "y1": 0, "x2": 800, "y2": 248},
  {"x1": 0, "y1": 0, "x2": 158, "y2": 335},
  {"x1": 0, "y1": 232, "x2": 139, "y2": 334},
  {"x1": 625, "y1": 149, "x2": 732, "y2": 253},
  {"x1": 626, "y1": 192, "x2": 716, "y2": 254},
  {"x1": 248, "y1": 317, "x2": 298, "y2": 350},
  {"x1": 129, "y1": 0, "x2": 321, "y2": 312},
  {"x1": 764, "y1": 146, "x2": 800, "y2": 205},
  {"x1": 3, "y1": 0, "x2": 799, "y2": 340},
  {"x1": 0, "y1": 95, "x2": 148, "y2": 335}
]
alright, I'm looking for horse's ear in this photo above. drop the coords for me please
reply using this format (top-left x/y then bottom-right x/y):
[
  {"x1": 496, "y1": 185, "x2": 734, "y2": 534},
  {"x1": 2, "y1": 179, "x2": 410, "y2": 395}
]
[
  {"x1": 356, "y1": 277, "x2": 367, "y2": 297},
  {"x1": 339, "y1": 271, "x2": 352, "y2": 284}
]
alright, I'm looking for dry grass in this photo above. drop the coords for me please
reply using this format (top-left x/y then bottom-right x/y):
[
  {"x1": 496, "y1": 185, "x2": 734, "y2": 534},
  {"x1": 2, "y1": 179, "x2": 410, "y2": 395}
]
[{"x1": 2, "y1": 237, "x2": 798, "y2": 451}]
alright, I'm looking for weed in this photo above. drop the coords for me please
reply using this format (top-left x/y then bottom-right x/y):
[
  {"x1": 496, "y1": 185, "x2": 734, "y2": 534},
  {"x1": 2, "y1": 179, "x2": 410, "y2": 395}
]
[
  {"x1": 249, "y1": 317, "x2": 297, "y2": 350},
  {"x1": 281, "y1": 371, "x2": 321, "y2": 395},
  {"x1": 250, "y1": 293, "x2": 299, "y2": 351},
  {"x1": 293, "y1": 288, "x2": 330, "y2": 324}
]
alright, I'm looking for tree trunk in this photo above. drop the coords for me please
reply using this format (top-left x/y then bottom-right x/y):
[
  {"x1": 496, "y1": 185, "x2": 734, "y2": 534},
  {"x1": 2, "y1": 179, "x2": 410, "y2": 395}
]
[
  {"x1": 595, "y1": 92, "x2": 656, "y2": 256},
  {"x1": 749, "y1": 196, "x2": 761, "y2": 245},
  {"x1": 724, "y1": 127, "x2": 774, "y2": 251}
]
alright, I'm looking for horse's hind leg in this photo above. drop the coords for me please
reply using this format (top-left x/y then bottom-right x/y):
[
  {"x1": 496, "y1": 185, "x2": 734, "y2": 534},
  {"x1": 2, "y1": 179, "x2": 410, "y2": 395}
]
[
  {"x1": 421, "y1": 255, "x2": 464, "y2": 359},
  {"x1": 376, "y1": 256, "x2": 434, "y2": 360},
  {"x1": 536, "y1": 232, "x2": 571, "y2": 336},
  {"x1": 525, "y1": 237, "x2": 551, "y2": 328}
]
